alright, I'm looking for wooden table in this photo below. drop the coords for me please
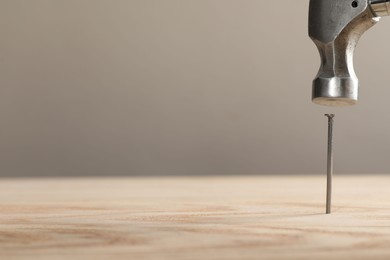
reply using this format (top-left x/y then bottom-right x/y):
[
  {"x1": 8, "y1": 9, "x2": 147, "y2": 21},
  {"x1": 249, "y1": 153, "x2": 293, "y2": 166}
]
[{"x1": 1, "y1": 175, "x2": 390, "y2": 259}]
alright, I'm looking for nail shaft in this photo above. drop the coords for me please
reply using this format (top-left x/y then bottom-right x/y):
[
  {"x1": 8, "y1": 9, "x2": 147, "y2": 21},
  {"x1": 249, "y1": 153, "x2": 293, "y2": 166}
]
[{"x1": 325, "y1": 114, "x2": 335, "y2": 214}]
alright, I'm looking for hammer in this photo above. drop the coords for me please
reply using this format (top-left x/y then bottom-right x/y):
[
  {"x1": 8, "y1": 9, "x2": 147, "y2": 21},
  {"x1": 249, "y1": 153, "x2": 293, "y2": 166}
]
[
  {"x1": 309, "y1": 0, "x2": 390, "y2": 106},
  {"x1": 309, "y1": 1, "x2": 390, "y2": 213}
]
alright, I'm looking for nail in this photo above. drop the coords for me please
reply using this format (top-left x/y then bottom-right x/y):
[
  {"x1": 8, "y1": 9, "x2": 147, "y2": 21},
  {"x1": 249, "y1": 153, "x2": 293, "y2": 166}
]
[{"x1": 325, "y1": 114, "x2": 335, "y2": 214}]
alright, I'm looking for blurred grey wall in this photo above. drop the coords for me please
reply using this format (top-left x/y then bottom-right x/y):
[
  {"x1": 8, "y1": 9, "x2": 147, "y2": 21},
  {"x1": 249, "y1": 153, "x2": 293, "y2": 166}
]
[{"x1": 1, "y1": 0, "x2": 390, "y2": 177}]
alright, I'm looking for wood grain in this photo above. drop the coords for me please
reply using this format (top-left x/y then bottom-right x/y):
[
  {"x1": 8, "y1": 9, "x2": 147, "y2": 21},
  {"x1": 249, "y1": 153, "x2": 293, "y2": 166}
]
[{"x1": 1, "y1": 175, "x2": 390, "y2": 259}]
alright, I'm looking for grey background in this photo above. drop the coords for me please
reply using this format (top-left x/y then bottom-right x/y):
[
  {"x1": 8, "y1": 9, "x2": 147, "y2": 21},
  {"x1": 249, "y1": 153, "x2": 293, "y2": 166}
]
[{"x1": 1, "y1": 0, "x2": 390, "y2": 177}]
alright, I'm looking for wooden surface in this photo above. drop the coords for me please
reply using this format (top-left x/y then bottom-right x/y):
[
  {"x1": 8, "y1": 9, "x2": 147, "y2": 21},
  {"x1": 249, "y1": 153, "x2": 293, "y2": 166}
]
[{"x1": 1, "y1": 175, "x2": 390, "y2": 259}]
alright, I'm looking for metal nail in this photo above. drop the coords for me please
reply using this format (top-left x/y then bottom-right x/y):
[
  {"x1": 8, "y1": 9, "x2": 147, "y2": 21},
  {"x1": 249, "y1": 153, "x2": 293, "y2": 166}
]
[{"x1": 325, "y1": 114, "x2": 335, "y2": 214}]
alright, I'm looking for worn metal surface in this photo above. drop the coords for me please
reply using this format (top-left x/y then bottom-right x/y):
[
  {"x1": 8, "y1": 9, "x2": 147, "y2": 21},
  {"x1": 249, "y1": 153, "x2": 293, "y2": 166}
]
[{"x1": 309, "y1": 0, "x2": 390, "y2": 106}]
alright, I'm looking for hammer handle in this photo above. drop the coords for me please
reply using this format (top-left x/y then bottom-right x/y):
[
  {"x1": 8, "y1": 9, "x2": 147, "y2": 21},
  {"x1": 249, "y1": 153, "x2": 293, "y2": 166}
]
[{"x1": 371, "y1": 0, "x2": 390, "y2": 16}]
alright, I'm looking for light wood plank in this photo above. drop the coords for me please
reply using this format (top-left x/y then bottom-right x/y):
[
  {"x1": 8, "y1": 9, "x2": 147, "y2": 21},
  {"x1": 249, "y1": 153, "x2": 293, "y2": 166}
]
[{"x1": 1, "y1": 175, "x2": 390, "y2": 259}]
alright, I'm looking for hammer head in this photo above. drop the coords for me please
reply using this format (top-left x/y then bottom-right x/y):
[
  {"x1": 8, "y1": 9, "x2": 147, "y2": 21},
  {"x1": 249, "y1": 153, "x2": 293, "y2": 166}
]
[{"x1": 309, "y1": 0, "x2": 388, "y2": 106}]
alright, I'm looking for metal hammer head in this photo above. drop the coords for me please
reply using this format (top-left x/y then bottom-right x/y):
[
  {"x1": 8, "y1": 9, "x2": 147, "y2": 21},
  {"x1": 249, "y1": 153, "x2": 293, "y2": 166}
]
[{"x1": 309, "y1": 0, "x2": 390, "y2": 106}]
